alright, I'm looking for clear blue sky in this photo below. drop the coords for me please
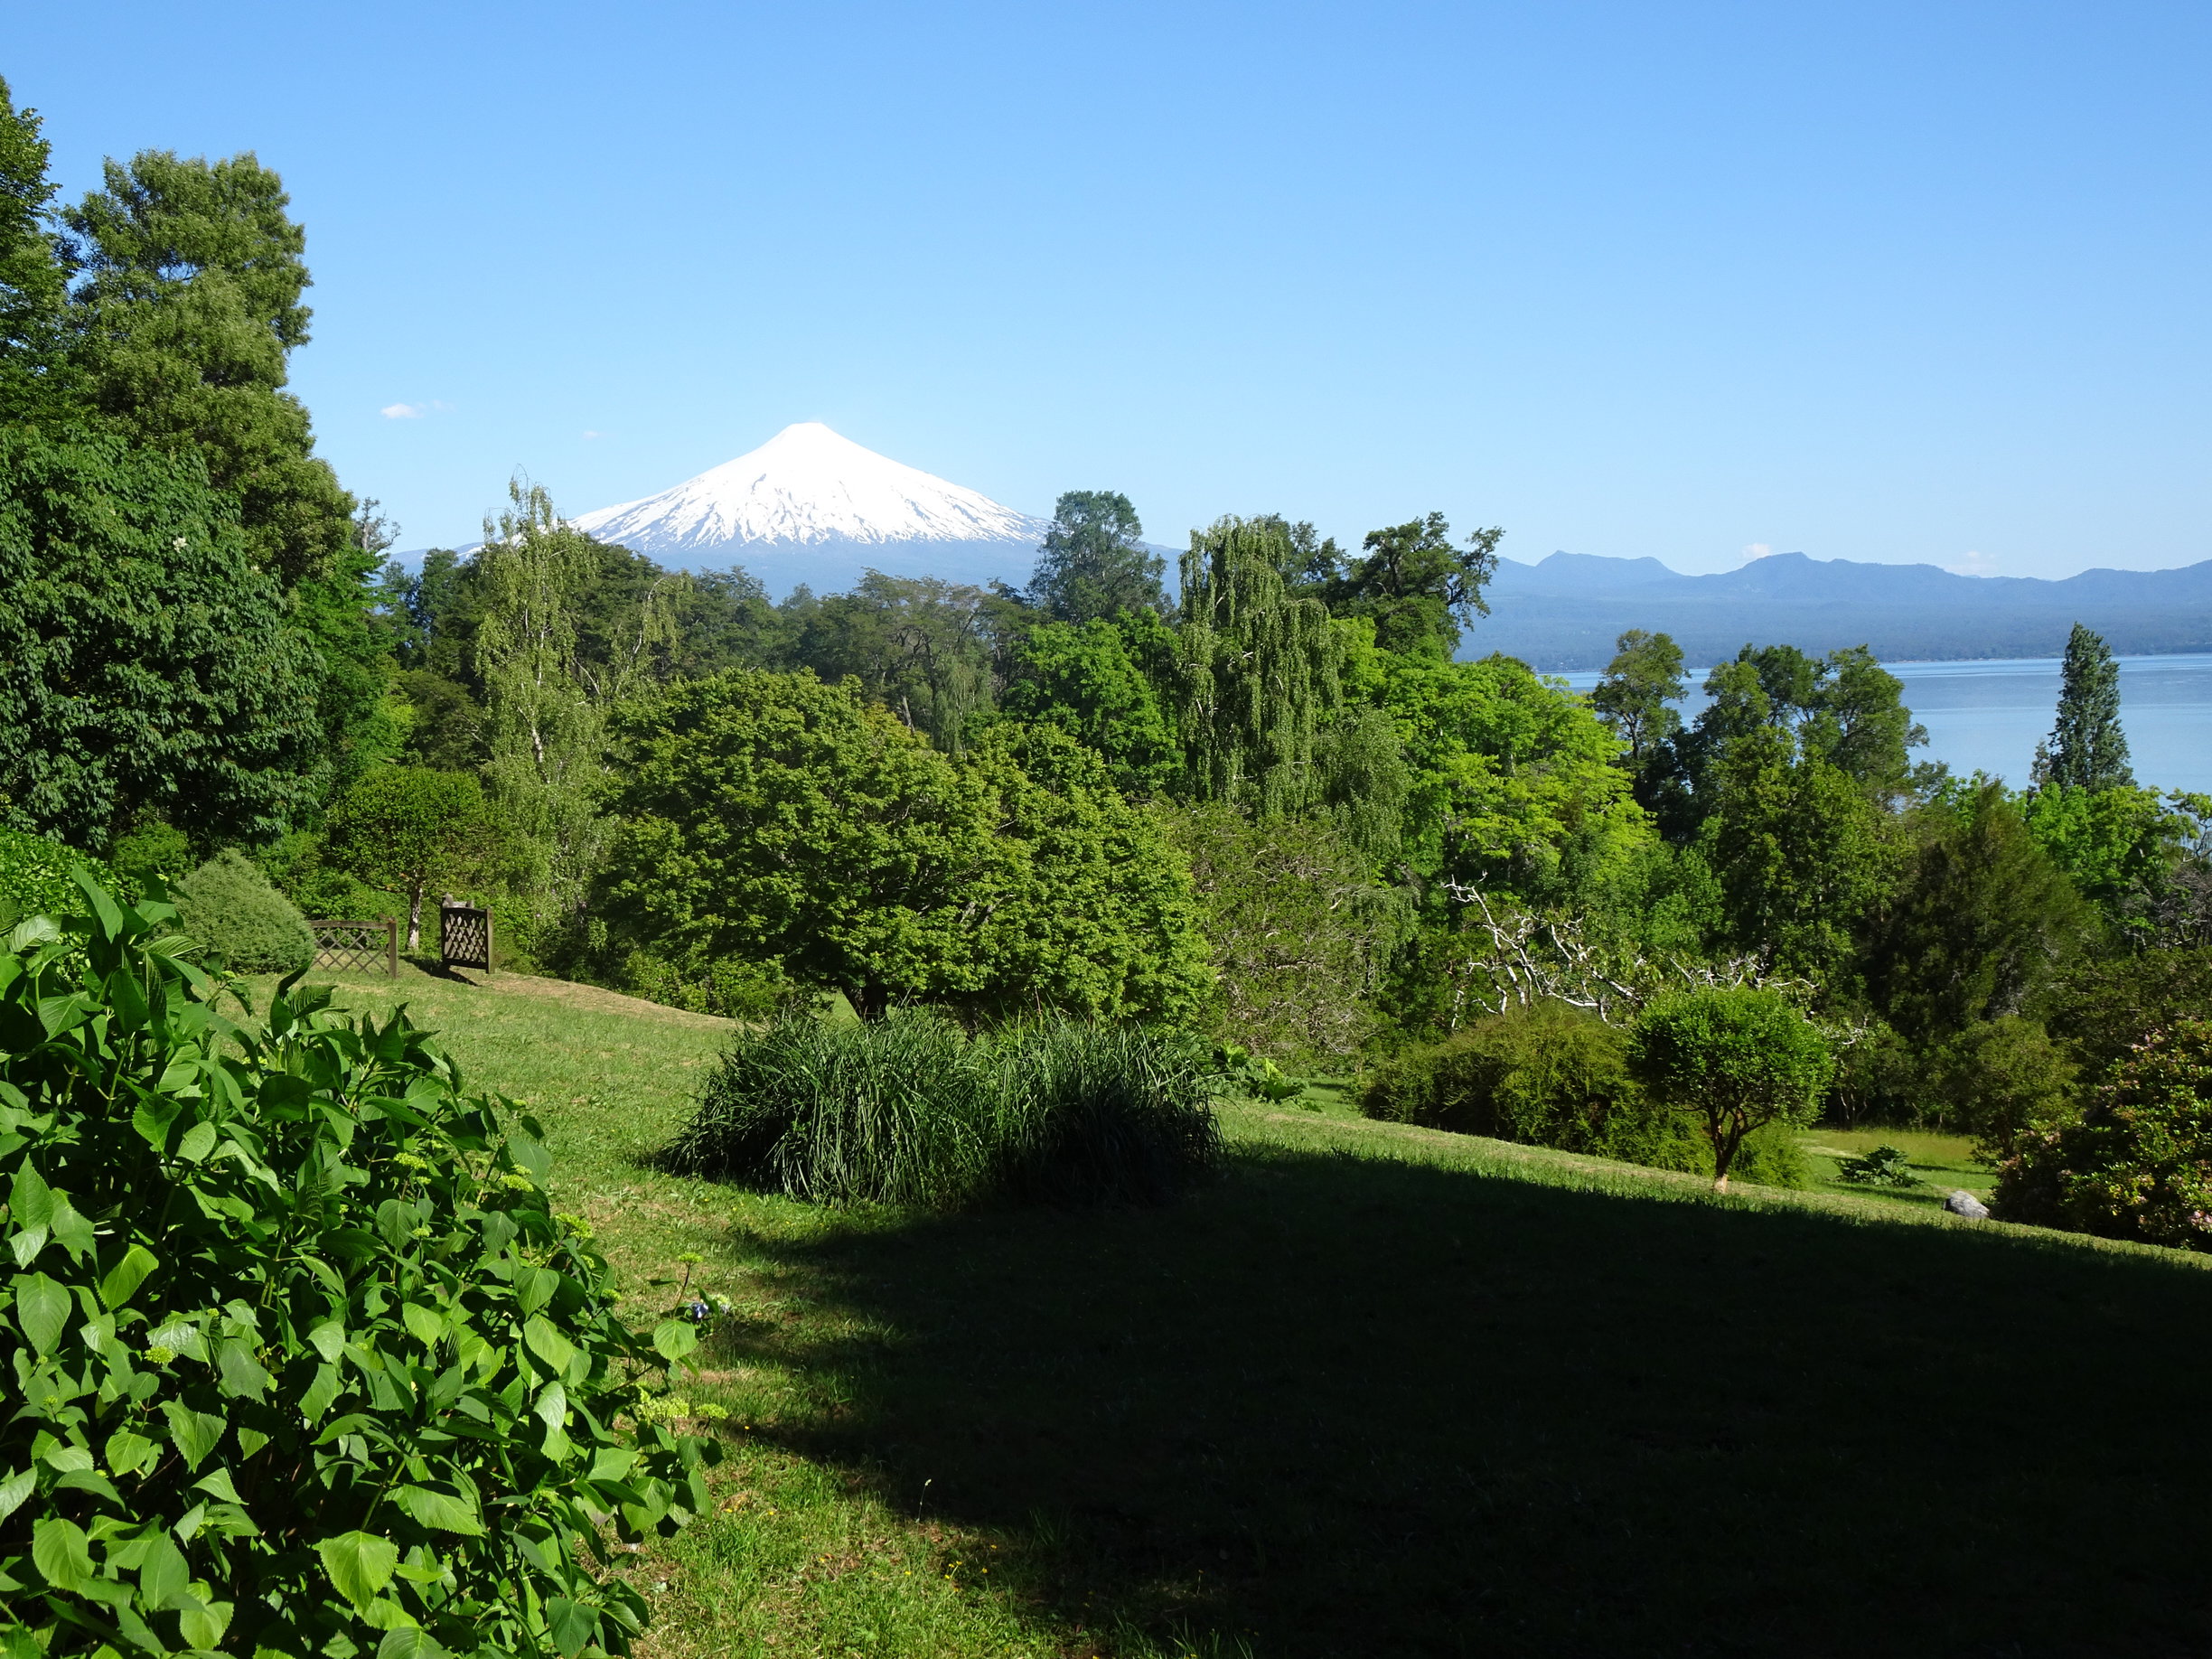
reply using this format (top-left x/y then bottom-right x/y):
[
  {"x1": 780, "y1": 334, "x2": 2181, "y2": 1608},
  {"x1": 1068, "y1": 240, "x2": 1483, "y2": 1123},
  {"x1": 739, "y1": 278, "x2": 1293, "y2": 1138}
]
[{"x1": 10, "y1": 1, "x2": 2207, "y2": 575}]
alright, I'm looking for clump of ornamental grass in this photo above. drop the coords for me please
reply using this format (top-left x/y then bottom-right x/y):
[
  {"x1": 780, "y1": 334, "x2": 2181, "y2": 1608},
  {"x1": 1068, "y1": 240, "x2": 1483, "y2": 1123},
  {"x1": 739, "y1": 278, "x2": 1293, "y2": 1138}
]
[
  {"x1": 985, "y1": 1019, "x2": 1223, "y2": 1205},
  {"x1": 664, "y1": 1012, "x2": 992, "y2": 1204},
  {"x1": 665, "y1": 1011, "x2": 1222, "y2": 1208}
]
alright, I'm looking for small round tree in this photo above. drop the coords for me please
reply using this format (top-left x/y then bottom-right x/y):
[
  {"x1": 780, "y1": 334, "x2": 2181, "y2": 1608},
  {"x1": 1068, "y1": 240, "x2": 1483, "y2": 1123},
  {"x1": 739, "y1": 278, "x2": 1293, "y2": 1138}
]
[
  {"x1": 323, "y1": 766, "x2": 491, "y2": 950},
  {"x1": 1629, "y1": 988, "x2": 1832, "y2": 1190}
]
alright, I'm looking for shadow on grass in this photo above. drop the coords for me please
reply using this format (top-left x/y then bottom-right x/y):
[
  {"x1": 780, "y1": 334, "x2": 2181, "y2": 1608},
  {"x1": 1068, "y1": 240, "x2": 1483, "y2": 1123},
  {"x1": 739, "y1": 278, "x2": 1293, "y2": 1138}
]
[{"x1": 721, "y1": 1144, "x2": 2212, "y2": 1657}]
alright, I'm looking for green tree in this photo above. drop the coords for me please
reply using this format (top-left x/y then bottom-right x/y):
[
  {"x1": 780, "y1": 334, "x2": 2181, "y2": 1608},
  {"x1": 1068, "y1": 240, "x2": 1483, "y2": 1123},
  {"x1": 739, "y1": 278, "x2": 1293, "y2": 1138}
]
[
  {"x1": 1929, "y1": 1016, "x2": 2077, "y2": 1157},
  {"x1": 1654, "y1": 643, "x2": 1926, "y2": 838},
  {"x1": 63, "y1": 150, "x2": 353, "y2": 591},
  {"x1": 323, "y1": 766, "x2": 491, "y2": 950},
  {"x1": 0, "y1": 77, "x2": 73, "y2": 425},
  {"x1": 1316, "y1": 511, "x2": 1503, "y2": 658},
  {"x1": 786, "y1": 570, "x2": 997, "y2": 751},
  {"x1": 1863, "y1": 781, "x2": 2090, "y2": 1045},
  {"x1": 474, "y1": 480, "x2": 608, "y2": 923},
  {"x1": 1383, "y1": 651, "x2": 1652, "y2": 906},
  {"x1": 1701, "y1": 726, "x2": 1891, "y2": 979},
  {"x1": 1161, "y1": 802, "x2": 1398, "y2": 1062},
  {"x1": 951, "y1": 723, "x2": 1211, "y2": 1024},
  {"x1": 1172, "y1": 516, "x2": 1346, "y2": 815},
  {"x1": 0, "y1": 426, "x2": 323, "y2": 850},
  {"x1": 1629, "y1": 987, "x2": 1833, "y2": 1188},
  {"x1": 1026, "y1": 490, "x2": 1167, "y2": 623},
  {"x1": 173, "y1": 846, "x2": 315, "y2": 972},
  {"x1": 2037, "y1": 622, "x2": 2132, "y2": 791},
  {"x1": 998, "y1": 616, "x2": 1179, "y2": 796},
  {"x1": 2020, "y1": 781, "x2": 2182, "y2": 933},
  {"x1": 602, "y1": 672, "x2": 1207, "y2": 1022},
  {"x1": 1589, "y1": 628, "x2": 1685, "y2": 775}
]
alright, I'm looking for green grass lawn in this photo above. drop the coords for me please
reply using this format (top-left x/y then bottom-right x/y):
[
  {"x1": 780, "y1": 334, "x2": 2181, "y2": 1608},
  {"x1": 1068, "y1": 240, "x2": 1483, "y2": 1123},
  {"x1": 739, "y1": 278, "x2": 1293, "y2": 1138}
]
[
  {"x1": 1801, "y1": 1126, "x2": 1999, "y2": 1211},
  {"x1": 267, "y1": 966, "x2": 2212, "y2": 1658}
]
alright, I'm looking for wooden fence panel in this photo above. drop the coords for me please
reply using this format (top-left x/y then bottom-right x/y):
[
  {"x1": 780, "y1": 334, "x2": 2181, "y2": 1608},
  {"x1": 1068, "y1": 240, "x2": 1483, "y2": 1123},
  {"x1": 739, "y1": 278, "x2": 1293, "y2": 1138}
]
[
  {"x1": 308, "y1": 919, "x2": 398, "y2": 977},
  {"x1": 440, "y1": 904, "x2": 492, "y2": 972}
]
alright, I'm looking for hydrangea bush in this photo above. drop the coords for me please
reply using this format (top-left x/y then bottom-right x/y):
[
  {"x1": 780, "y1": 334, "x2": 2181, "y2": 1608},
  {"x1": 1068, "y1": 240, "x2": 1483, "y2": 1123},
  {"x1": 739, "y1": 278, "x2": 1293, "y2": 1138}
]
[{"x1": 0, "y1": 878, "x2": 716, "y2": 1657}]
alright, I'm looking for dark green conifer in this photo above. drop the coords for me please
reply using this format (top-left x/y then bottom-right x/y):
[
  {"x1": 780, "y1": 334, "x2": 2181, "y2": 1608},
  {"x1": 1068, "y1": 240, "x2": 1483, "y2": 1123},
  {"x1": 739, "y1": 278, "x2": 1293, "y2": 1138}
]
[{"x1": 2038, "y1": 623, "x2": 2132, "y2": 791}]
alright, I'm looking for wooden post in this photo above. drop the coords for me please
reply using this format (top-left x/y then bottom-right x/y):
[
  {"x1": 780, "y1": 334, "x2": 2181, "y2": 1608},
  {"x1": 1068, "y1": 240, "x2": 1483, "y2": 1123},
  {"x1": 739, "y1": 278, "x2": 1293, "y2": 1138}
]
[
  {"x1": 484, "y1": 910, "x2": 494, "y2": 976},
  {"x1": 386, "y1": 917, "x2": 398, "y2": 979}
]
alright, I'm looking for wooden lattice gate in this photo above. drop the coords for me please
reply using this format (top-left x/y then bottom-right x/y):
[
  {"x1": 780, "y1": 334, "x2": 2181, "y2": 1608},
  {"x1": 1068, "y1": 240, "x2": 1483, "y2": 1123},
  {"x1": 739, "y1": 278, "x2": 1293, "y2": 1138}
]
[
  {"x1": 308, "y1": 919, "x2": 398, "y2": 978},
  {"x1": 440, "y1": 904, "x2": 493, "y2": 973}
]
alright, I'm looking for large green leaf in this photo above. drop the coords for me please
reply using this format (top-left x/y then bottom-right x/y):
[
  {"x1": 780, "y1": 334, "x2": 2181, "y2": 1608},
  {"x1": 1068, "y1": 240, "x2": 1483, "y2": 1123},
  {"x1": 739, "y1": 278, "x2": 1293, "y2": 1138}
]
[
  {"x1": 12, "y1": 1270, "x2": 68, "y2": 1354},
  {"x1": 104, "y1": 1429, "x2": 156, "y2": 1476},
  {"x1": 545, "y1": 1597, "x2": 600, "y2": 1659},
  {"x1": 46, "y1": 1195, "x2": 97, "y2": 1262},
  {"x1": 514, "y1": 1263, "x2": 558, "y2": 1314},
  {"x1": 32, "y1": 1516, "x2": 92, "y2": 1592},
  {"x1": 215, "y1": 1336, "x2": 273, "y2": 1398},
  {"x1": 317, "y1": 1530, "x2": 399, "y2": 1610},
  {"x1": 0, "y1": 1464, "x2": 33, "y2": 1523},
  {"x1": 98, "y1": 1242, "x2": 159, "y2": 1309},
  {"x1": 375, "y1": 1628, "x2": 453, "y2": 1659},
  {"x1": 392, "y1": 1484, "x2": 485, "y2": 1535},
  {"x1": 652, "y1": 1318, "x2": 699, "y2": 1364},
  {"x1": 130, "y1": 1090, "x2": 183, "y2": 1151},
  {"x1": 302, "y1": 1362, "x2": 342, "y2": 1423},
  {"x1": 523, "y1": 1314, "x2": 576, "y2": 1377},
  {"x1": 160, "y1": 1401, "x2": 225, "y2": 1470},
  {"x1": 8, "y1": 1161, "x2": 52, "y2": 1233},
  {"x1": 137, "y1": 1527, "x2": 191, "y2": 1609},
  {"x1": 176, "y1": 1598, "x2": 234, "y2": 1650},
  {"x1": 400, "y1": 1301, "x2": 446, "y2": 1348}
]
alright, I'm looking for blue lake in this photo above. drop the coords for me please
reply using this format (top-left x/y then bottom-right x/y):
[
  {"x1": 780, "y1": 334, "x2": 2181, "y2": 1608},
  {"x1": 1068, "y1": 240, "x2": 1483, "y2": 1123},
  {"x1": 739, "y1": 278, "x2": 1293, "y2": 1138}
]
[{"x1": 1554, "y1": 654, "x2": 2212, "y2": 796}]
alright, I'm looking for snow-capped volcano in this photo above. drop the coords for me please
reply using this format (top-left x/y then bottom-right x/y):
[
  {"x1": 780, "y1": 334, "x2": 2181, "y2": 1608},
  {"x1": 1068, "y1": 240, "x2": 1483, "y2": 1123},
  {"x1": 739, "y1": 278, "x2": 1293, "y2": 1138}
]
[{"x1": 570, "y1": 423, "x2": 1050, "y2": 591}]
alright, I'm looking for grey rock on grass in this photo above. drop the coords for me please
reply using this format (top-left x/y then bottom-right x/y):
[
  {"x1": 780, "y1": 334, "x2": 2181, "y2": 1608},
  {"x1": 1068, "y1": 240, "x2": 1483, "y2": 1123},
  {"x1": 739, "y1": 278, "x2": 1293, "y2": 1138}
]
[{"x1": 1945, "y1": 1190, "x2": 1992, "y2": 1221}]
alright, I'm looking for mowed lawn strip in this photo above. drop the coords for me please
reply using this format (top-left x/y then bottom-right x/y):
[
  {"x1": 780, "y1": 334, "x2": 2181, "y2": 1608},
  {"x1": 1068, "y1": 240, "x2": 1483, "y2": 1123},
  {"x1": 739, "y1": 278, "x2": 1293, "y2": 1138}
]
[{"x1": 283, "y1": 969, "x2": 2212, "y2": 1658}]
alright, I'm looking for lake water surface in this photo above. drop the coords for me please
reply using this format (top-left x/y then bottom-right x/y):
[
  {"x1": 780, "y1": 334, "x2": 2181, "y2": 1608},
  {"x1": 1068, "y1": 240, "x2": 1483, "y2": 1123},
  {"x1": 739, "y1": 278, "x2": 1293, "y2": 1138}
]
[{"x1": 1555, "y1": 654, "x2": 2212, "y2": 795}]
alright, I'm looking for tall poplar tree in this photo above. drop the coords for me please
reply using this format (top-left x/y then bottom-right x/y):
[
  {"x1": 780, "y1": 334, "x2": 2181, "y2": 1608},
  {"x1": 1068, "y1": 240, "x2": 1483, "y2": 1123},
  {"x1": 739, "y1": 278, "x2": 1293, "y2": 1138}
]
[
  {"x1": 474, "y1": 481, "x2": 607, "y2": 918},
  {"x1": 1172, "y1": 515, "x2": 1345, "y2": 816},
  {"x1": 2038, "y1": 623, "x2": 2132, "y2": 792}
]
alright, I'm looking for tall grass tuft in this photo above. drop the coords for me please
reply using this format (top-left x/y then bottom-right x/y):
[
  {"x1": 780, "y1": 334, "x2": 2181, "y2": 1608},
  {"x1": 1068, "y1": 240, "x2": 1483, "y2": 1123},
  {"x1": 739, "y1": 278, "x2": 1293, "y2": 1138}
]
[
  {"x1": 665, "y1": 1012, "x2": 990, "y2": 1204},
  {"x1": 667, "y1": 1013, "x2": 1223, "y2": 1208},
  {"x1": 987, "y1": 1020, "x2": 1223, "y2": 1205}
]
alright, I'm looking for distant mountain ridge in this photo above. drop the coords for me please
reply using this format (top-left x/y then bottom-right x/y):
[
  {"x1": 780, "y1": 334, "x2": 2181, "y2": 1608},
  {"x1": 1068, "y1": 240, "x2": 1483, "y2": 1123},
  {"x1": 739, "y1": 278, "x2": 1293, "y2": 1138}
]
[{"x1": 1477, "y1": 551, "x2": 2212, "y2": 668}]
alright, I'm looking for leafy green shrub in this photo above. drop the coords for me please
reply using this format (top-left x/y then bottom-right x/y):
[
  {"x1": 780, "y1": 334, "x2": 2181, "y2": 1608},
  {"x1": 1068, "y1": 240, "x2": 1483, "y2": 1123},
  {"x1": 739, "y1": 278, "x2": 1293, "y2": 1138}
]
[
  {"x1": 667, "y1": 1012, "x2": 1223, "y2": 1207},
  {"x1": 1932, "y1": 1017, "x2": 2078, "y2": 1158},
  {"x1": 1839, "y1": 1145, "x2": 1921, "y2": 1188},
  {"x1": 1629, "y1": 989, "x2": 1834, "y2": 1189},
  {"x1": 0, "y1": 880, "x2": 716, "y2": 1656},
  {"x1": 1359, "y1": 1001, "x2": 1807, "y2": 1186},
  {"x1": 107, "y1": 819, "x2": 194, "y2": 900},
  {"x1": 0, "y1": 826, "x2": 111, "y2": 926},
  {"x1": 1216, "y1": 1043, "x2": 1304, "y2": 1103},
  {"x1": 1991, "y1": 1020, "x2": 2212, "y2": 1248},
  {"x1": 1362, "y1": 1002, "x2": 1632, "y2": 1148},
  {"x1": 616, "y1": 948, "x2": 807, "y2": 1021},
  {"x1": 172, "y1": 848, "x2": 315, "y2": 974}
]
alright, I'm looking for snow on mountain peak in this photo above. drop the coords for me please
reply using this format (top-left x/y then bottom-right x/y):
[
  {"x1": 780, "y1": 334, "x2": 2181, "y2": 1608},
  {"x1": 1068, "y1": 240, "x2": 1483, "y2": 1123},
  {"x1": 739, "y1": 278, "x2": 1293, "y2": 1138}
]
[{"x1": 569, "y1": 422, "x2": 1049, "y2": 556}]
